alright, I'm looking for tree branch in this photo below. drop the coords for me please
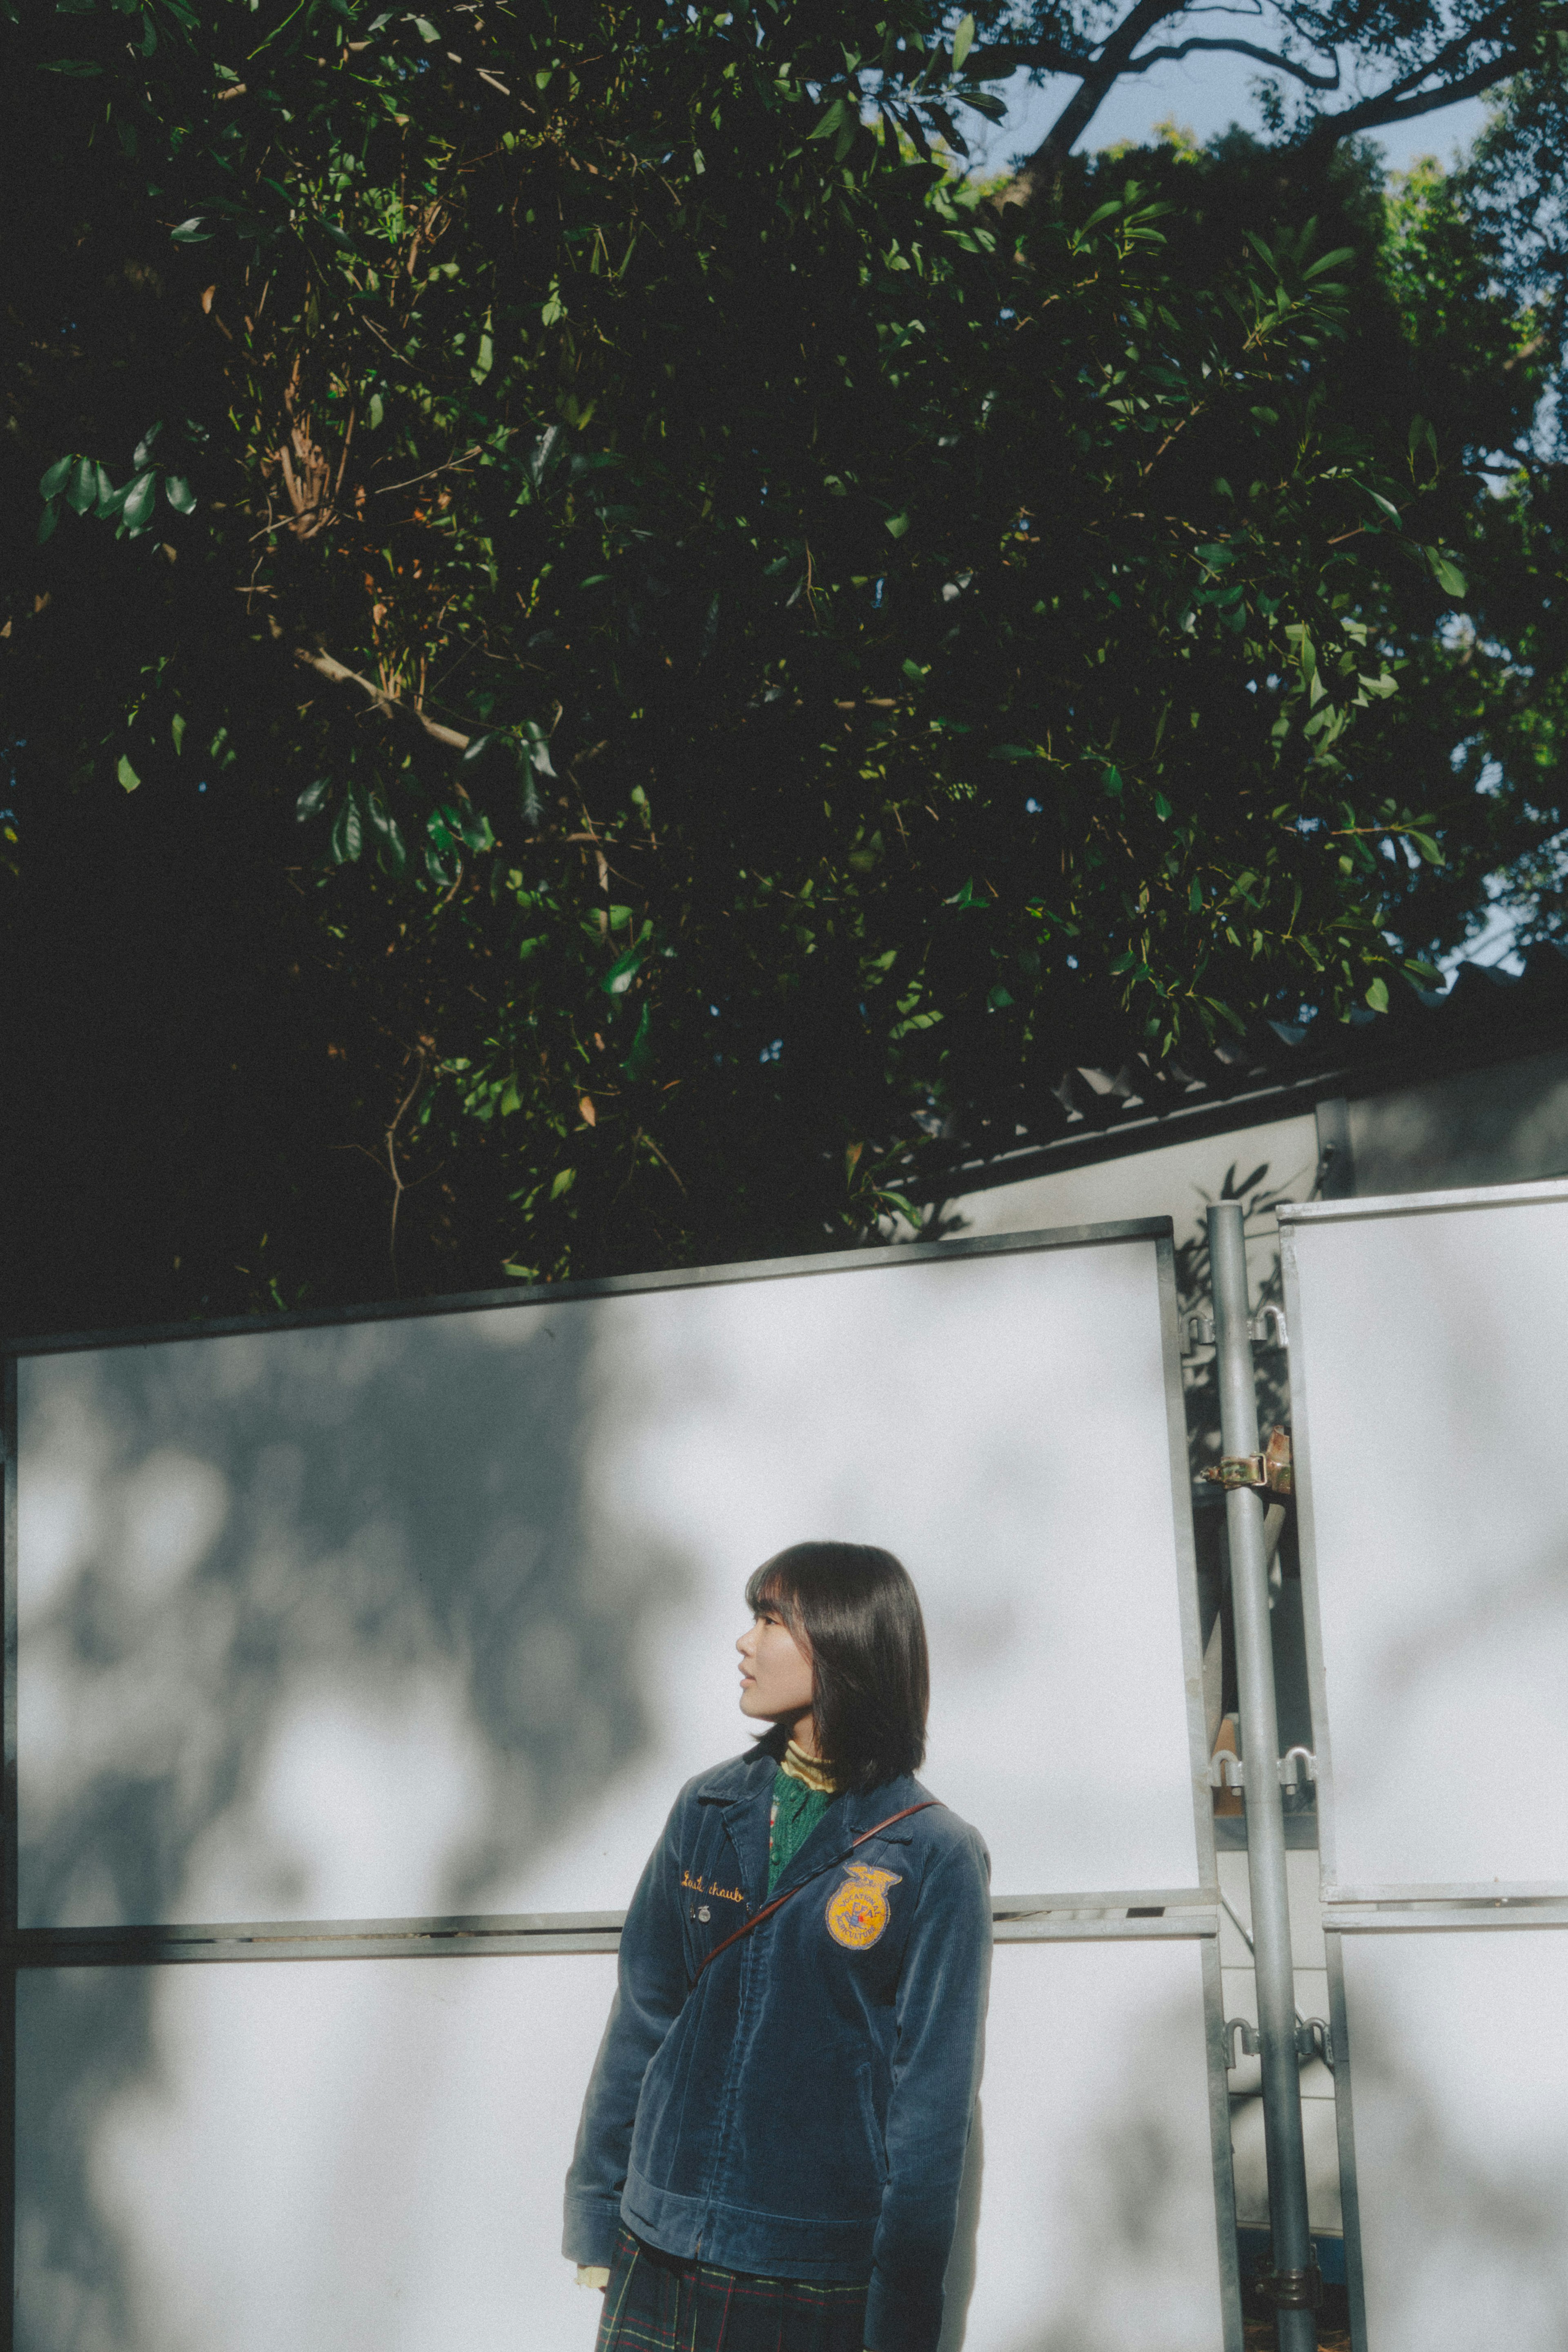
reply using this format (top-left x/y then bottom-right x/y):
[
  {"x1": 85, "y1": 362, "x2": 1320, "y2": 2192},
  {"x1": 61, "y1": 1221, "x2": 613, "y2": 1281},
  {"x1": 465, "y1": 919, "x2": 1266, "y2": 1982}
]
[
  {"x1": 994, "y1": 0, "x2": 1521, "y2": 185},
  {"x1": 1296, "y1": 46, "x2": 1524, "y2": 148},
  {"x1": 1122, "y1": 35, "x2": 1341, "y2": 89},
  {"x1": 292, "y1": 645, "x2": 472, "y2": 751},
  {"x1": 960, "y1": 39, "x2": 1099, "y2": 78},
  {"x1": 1004, "y1": 0, "x2": 1196, "y2": 199}
]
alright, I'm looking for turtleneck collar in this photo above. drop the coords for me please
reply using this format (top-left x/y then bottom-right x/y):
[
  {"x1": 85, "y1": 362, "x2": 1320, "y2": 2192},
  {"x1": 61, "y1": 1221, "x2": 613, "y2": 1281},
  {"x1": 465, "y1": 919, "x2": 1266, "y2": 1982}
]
[{"x1": 780, "y1": 1739, "x2": 838, "y2": 1794}]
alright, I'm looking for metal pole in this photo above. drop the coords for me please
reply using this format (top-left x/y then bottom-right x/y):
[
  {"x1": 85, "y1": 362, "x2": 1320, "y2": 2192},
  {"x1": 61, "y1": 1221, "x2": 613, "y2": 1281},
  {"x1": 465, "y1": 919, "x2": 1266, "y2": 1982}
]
[{"x1": 1208, "y1": 1203, "x2": 1317, "y2": 2352}]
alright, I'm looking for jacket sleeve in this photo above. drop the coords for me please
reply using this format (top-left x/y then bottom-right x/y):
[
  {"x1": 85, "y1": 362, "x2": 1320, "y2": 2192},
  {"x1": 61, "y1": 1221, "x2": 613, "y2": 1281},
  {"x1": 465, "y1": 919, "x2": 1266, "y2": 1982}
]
[
  {"x1": 561, "y1": 1792, "x2": 691, "y2": 2267},
  {"x1": 864, "y1": 1827, "x2": 993, "y2": 2352}
]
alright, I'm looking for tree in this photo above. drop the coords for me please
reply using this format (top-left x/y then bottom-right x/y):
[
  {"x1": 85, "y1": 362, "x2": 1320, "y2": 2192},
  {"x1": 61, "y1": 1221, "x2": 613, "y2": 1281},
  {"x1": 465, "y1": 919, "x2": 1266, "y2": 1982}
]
[
  {"x1": 0, "y1": 0, "x2": 1516, "y2": 1332},
  {"x1": 962, "y1": 0, "x2": 1559, "y2": 189}
]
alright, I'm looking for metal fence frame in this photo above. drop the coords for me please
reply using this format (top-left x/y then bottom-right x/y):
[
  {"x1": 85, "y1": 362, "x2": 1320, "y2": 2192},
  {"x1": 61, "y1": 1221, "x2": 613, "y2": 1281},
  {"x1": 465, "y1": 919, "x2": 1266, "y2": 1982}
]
[{"x1": 2, "y1": 1217, "x2": 1243, "y2": 2352}]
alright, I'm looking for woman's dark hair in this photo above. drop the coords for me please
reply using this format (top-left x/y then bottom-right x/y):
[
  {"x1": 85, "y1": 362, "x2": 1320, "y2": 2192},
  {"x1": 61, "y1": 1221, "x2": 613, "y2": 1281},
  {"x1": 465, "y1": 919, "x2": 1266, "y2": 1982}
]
[{"x1": 744, "y1": 1541, "x2": 929, "y2": 1793}]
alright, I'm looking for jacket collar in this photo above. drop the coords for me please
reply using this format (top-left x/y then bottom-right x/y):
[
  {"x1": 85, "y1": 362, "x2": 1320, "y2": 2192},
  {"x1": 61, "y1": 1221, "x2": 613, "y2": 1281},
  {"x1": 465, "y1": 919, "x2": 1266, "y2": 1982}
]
[
  {"x1": 694, "y1": 1737, "x2": 784, "y2": 1805},
  {"x1": 695, "y1": 1742, "x2": 931, "y2": 1904},
  {"x1": 764, "y1": 1771, "x2": 932, "y2": 1901}
]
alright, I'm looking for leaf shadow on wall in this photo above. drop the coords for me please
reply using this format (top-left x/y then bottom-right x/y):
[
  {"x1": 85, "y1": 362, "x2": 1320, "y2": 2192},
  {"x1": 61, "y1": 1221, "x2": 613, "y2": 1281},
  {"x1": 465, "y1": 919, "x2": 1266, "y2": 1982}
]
[{"x1": 14, "y1": 1309, "x2": 687, "y2": 2351}]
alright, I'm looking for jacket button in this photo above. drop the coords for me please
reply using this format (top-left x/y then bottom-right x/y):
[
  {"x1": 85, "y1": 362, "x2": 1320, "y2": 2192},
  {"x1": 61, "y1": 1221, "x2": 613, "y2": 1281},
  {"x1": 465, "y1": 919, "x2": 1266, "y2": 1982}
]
[{"x1": 697, "y1": 1906, "x2": 711, "y2": 1923}]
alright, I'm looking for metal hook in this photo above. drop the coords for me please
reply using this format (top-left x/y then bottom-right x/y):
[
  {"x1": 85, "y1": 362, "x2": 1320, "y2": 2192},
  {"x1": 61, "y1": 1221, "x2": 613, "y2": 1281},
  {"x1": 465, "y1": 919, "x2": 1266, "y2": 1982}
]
[
  {"x1": 1224, "y1": 2017, "x2": 1263, "y2": 2067},
  {"x1": 1296, "y1": 2017, "x2": 1334, "y2": 2071}
]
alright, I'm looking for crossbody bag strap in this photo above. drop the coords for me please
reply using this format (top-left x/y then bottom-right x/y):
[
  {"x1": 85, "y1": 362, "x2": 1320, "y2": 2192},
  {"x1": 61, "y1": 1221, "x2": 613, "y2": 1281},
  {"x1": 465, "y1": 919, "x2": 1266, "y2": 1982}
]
[{"x1": 688, "y1": 1799, "x2": 942, "y2": 1989}]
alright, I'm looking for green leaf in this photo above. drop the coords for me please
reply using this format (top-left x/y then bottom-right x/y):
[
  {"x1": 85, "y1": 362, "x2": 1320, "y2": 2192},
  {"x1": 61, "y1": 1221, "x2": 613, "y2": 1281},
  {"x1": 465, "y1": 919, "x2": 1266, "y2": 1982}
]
[
  {"x1": 132, "y1": 421, "x2": 163, "y2": 467},
  {"x1": 117, "y1": 752, "x2": 141, "y2": 792},
  {"x1": 169, "y1": 218, "x2": 212, "y2": 243},
  {"x1": 380, "y1": 823, "x2": 409, "y2": 879},
  {"x1": 550, "y1": 1166, "x2": 577, "y2": 1199},
  {"x1": 884, "y1": 509, "x2": 910, "y2": 538},
  {"x1": 951, "y1": 11, "x2": 976, "y2": 69},
  {"x1": 521, "y1": 718, "x2": 556, "y2": 776},
  {"x1": 988, "y1": 745, "x2": 1040, "y2": 762},
  {"x1": 164, "y1": 474, "x2": 196, "y2": 513},
  {"x1": 455, "y1": 804, "x2": 496, "y2": 854},
  {"x1": 122, "y1": 471, "x2": 158, "y2": 530},
  {"x1": 367, "y1": 796, "x2": 408, "y2": 876},
  {"x1": 296, "y1": 779, "x2": 332, "y2": 822},
  {"x1": 601, "y1": 946, "x2": 644, "y2": 997},
  {"x1": 809, "y1": 95, "x2": 849, "y2": 141},
  {"x1": 367, "y1": 392, "x2": 385, "y2": 430},
  {"x1": 331, "y1": 797, "x2": 364, "y2": 863},
  {"x1": 1425, "y1": 547, "x2": 1467, "y2": 599},
  {"x1": 37, "y1": 501, "x2": 60, "y2": 544},
  {"x1": 1304, "y1": 245, "x2": 1356, "y2": 279},
  {"x1": 172, "y1": 713, "x2": 187, "y2": 755},
  {"x1": 1365, "y1": 975, "x2": 1390, "y2": 1014},
  {"x1": 39, "y1": 456, "x2": 73, "y2": 500},
  {"x1": 470, "y1": 328, "x2": 494, "y2": 385},
  {"x1": 622, "y1": 1001, "x2": 655, "y2": 1079},
  {"x1": 66, "y1": 457, "x2": 99, "y2": 515},
  {"x1": 412, "y1": 15, "x2": 439, "y2": 39}
]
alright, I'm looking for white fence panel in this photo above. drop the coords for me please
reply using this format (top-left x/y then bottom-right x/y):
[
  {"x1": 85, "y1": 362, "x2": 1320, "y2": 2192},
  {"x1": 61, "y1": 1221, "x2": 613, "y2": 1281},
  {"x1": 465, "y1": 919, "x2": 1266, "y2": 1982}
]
[
  {"x1": 1282, "y1": 1188, "x2": 1568, "y2": 1895},
  {"x1": 15, "y1": 1940, "x2": 1225, "y2": 2352},
  {"x1": 1337, "y1": 1928, "x2": 1568, "y2": 2351},
  {"x1": 18, "y1": 1235, "x2": 1200, "y2": 1927}
]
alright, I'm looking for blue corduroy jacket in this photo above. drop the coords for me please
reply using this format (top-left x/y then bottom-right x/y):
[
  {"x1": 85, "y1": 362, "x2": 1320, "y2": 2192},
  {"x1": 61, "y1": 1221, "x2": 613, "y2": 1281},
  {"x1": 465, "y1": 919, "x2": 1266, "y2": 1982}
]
[{"x1": 562, "y1": 1739, "x2": 992, "y2": 2352}]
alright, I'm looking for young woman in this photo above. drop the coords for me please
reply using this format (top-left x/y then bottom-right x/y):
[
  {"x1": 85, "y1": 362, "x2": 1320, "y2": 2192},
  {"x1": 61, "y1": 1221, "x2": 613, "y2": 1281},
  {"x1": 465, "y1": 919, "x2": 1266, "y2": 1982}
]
[{"x1": 564, "y1": 1541, "x2": 992, "y2": 2352}]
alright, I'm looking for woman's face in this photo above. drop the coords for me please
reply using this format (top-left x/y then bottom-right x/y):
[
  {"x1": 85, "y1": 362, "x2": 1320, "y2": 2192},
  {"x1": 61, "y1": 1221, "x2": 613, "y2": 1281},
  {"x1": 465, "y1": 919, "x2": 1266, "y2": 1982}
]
[{"x1": 736, "y1": 1600, "x2": 814, "y2": 1730}]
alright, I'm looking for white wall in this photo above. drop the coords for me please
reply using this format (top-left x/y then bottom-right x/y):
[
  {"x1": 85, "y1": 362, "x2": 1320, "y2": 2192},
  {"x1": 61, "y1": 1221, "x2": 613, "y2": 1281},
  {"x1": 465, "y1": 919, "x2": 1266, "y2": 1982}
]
[{"x1": 940, "y1": 1112, "x2": 1318, "y2": 1305}]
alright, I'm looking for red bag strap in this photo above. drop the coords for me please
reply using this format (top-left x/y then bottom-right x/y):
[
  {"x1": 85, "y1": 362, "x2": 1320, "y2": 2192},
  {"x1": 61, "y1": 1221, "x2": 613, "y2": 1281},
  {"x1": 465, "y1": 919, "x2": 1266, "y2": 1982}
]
[{"x1": 689, "y1": 1799, "x2": 941, "y2": 1988}]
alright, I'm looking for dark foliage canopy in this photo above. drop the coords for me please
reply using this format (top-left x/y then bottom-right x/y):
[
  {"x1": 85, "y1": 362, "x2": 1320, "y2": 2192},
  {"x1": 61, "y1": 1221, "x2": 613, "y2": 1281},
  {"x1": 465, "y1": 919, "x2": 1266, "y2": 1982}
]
[{"x1": 2, "y1": 0, "x2": 1560, "y2": 1333}]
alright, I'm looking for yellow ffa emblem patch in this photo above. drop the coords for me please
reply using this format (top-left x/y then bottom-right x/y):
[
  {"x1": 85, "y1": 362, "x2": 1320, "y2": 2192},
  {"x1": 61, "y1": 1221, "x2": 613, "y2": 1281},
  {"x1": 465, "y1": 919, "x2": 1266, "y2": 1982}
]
[{"x1": 825, "y1": 1865, "x2": 901, "y2": 1951}]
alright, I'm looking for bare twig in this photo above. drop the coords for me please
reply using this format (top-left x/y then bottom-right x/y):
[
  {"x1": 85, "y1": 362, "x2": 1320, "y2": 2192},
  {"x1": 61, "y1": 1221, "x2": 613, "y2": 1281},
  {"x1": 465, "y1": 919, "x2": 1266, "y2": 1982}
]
[
  {"x1": 384, "y1": 1047, "x2": 428, "y2": 1293},
  {"x1": 292, "y1": 644, "x2": 472, "y2": 749}
]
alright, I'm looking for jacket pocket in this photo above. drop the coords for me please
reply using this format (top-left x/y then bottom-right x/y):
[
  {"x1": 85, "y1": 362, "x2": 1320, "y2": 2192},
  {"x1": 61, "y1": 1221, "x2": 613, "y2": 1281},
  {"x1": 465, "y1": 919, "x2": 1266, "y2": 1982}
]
[{"x1": 854, "y1": 2059, "x2": 889, "y2": 2183}]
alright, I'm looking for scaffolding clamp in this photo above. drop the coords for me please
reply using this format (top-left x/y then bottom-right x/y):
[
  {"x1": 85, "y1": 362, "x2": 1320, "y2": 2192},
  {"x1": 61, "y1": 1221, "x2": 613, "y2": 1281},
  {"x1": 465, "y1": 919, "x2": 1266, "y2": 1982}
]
[
  {"x1": 1254, "y1": 2260, "x2": 1324, "y2": 2314},
  {"x1": 1277, "y1": 1746, "x2": 1318, "y2": 1788},
  {"x1": 1201, "y1": 1425, "x2": 1293, "y2": 1496},
  {"x1": 1207, "y1": 1752, "x2": 1246, "y2": 1791},
  {"x1": 1182, "y1": 1306, "x2": 1288, "y2": 1351}
]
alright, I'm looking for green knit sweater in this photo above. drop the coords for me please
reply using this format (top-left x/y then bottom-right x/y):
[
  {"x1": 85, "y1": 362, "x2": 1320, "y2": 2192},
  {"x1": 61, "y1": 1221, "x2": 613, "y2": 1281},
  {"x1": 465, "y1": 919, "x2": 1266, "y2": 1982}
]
[{"x1": 766, "y1": 1743, "x2": 839, "y2": 1892}]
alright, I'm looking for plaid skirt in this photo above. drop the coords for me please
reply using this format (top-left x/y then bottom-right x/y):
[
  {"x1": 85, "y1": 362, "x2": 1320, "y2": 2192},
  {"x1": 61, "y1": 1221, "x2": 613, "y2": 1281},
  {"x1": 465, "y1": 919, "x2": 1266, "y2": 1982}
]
[{"x1": 593, "y1": 2226, "x2": 869, "y2": 2352}]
